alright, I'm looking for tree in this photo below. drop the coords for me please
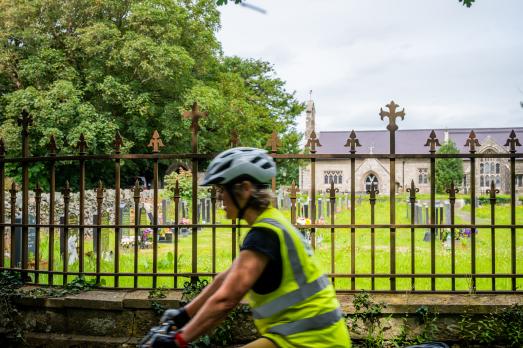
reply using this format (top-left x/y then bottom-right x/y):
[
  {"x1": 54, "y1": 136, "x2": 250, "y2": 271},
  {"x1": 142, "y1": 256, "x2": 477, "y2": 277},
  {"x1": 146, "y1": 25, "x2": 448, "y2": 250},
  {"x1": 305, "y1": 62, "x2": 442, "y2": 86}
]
[
  {"x1": 0, "y1": 0, "x2": 303, "y2": 190},
  {"x1": 435, "y1": 140, "x2": 464, "y2": 193}
]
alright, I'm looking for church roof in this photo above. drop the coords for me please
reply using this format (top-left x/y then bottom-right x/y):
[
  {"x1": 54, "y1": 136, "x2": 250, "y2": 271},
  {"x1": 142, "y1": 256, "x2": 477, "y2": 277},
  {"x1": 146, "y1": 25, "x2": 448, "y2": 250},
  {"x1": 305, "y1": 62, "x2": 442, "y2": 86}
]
[{"x1": 316, "y1": 128, "x2": 523, "y2": 154}]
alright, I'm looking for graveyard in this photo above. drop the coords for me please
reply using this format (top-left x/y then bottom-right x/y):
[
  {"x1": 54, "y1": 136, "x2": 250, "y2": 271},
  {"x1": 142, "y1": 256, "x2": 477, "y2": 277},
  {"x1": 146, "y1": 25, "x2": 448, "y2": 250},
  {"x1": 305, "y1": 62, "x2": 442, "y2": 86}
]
[{"x1": 8, "y1": 189, "x2": 521, "y2": 292}]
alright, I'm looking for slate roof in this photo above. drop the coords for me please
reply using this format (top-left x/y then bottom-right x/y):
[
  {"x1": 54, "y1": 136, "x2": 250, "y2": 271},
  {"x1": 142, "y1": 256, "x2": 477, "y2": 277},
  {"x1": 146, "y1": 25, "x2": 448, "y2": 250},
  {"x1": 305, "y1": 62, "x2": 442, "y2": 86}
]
[{"x1": 316, "y1": 128, "x2": 523, "y2": 154}]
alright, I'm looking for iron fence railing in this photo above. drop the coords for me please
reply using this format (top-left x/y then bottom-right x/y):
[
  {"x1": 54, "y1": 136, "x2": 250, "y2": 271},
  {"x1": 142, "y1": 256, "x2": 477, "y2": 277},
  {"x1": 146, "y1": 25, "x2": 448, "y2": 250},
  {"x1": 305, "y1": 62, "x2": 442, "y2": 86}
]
[{"x1": 0, "y1": 101, "x2": 522, "y2": 293}]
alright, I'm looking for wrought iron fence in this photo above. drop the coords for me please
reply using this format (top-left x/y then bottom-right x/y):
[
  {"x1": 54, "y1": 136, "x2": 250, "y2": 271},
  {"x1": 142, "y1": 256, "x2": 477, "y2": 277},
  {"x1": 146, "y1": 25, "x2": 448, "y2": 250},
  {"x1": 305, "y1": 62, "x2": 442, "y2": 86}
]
[{"x1": 0, "y1": 101, "x2": 522, "y2": 293}]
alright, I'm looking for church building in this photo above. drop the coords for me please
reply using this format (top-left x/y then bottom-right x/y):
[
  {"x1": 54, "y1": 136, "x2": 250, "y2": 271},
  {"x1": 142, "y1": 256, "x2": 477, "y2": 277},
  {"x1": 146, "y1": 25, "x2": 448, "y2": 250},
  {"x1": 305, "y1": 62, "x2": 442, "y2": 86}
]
[{"x1": 299, "y1": 100, "x2": 523, "y2": 195}]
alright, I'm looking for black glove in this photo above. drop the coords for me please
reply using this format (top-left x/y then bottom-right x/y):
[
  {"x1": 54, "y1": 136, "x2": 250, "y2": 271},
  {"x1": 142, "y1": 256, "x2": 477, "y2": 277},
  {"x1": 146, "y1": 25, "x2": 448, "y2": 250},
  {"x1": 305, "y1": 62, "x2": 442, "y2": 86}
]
[
  {"x1": 150, "y1": 333, "x2": 178, "y2": 348},
  {"x1": 160, "y1": 307, "x2": 190, "y2": 328}
]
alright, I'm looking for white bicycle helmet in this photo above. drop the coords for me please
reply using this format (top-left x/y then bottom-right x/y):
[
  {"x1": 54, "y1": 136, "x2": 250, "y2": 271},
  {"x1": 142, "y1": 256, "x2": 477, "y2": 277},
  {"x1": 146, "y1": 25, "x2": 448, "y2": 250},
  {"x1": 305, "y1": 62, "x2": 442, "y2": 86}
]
[{"x1": 202, "y1": 147, "x2": 276, "y2": 186}]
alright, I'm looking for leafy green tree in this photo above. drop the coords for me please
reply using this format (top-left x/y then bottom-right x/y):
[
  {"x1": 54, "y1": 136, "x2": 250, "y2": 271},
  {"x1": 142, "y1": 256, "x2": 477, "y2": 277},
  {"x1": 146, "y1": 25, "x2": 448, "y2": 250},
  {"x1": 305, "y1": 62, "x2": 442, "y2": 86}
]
[
  {"x1": 0, "y1": 0, "x2": 303, "y2": 190},
  {"x1": 435, "y1": 140, "x2": 463, "y2": 193}
]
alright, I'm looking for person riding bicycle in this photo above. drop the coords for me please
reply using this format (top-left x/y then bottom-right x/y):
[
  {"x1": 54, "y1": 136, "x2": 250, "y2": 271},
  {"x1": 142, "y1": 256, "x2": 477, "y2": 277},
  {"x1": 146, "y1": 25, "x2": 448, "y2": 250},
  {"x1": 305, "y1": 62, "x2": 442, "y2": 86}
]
[{"x1": 150, "y1": 147, "x2": 351, "y2": 348}]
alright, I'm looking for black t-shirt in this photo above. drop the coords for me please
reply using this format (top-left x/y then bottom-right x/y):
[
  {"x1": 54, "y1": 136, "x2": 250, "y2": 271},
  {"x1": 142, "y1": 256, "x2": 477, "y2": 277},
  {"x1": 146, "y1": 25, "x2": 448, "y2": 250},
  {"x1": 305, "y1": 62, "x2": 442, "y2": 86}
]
[{"x1": 240, "y1": 227, "x2": 282, "y2": 294}]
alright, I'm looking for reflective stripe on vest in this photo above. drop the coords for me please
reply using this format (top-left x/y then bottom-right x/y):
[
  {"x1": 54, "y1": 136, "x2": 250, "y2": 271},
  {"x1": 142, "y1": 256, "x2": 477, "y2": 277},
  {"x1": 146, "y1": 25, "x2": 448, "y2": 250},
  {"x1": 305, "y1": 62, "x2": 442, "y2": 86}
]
[
  {"x1": 251, "y1": 218, "x2": 330, "y2": 320},
  {"x1": 267, "y1": 307, "x2": 343, "y2": 336}
]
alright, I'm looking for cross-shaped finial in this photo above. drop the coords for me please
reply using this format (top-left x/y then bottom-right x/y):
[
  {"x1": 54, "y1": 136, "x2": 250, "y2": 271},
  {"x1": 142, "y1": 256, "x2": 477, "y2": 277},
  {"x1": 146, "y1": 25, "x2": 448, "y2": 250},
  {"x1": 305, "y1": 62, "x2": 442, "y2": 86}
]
[
  {"x1": 305, "y1": 130, "x2": 321, "y2": 153},
  {"x1": 0, "y1": 138, "x2": 5, "y2": 157},
  {"x1": 367, "y1": 183, "x2": 379, "y2": 202},
  {"x1": 344, "y1": 130, "x2": 361, "y2": 154},
  {"x1": 230, "y1": 129, "x2": 240, "y2": 148},
  {"x1": 147, "y1": 130, "x2": 164, "y2": 153},
  {"x1": 17, "y1": 109, "x2": 33, "y2": 137},
  {"x1": 379, "y1": 101, "x2": 405, "y2": 132},
  {"x1": 266, "y1": 131, "x2": 282, "y2": 153},
  {"x1": 287, "y1": 180, "x2": 300, "y2": 198},
  {"x1": 486, "y1": 181, "x2": 499, "y2": 203},
  {"x1": 406, "y1": 180, "x2": 419, "y2": 204},
  {"x1": 424, "y1": 130, "x2": 441, "y2": 153},
  {"x1": 48, "y1": 135, "x2": 57, "y2": 156},
  {"x1": 113, "y1": 131, "x2": 124, "y2": 154},
  {"x1": 133, "y1": 179, "x2": 142, "y2": 201},
  {"x1": 326, "y1": 181, "x2": 339, "y2": 200},
  {"x1": 182, "y1": 102, "x2": 208, "y2": 133},
  {"x1": 504, "y1": 130, "x2": 521, "y2": 153},
  {"x1": 76, "y1": 133, "x2": 88, "y2": 155},
  {"x1": 96, "y1": 181, "x2": 105, "y2": 202},
  {"x1": 446, "y1": 180, "x2": 459, "y2": 202},
  {"x1": 62, "y1": 181, "x2": 71, "y2": 201},
  {"x1": 464, "y1": 130, "x2": 481, "y2": 153}
]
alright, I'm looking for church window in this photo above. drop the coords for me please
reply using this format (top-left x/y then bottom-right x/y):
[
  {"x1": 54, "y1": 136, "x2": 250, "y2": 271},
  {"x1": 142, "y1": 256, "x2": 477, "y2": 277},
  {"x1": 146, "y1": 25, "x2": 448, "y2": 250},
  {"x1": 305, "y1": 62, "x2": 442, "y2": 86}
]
[
  {"x1": 517, "y1": 175, "x2": 523, "y2": 187},
  {"x1": 496, "y1": 176, "x2": 501, "y2": 187},
  {"x1": 485, "y1": 163, "x2": 490, "y2": 174},
  {"x1": 480, "y1": 163, "x2": 484, "y2": 174},
  {"x1": 490, "y1": 163, "x2": 495, "y2": 174},
  {"x1": 480, "y1": 176, "x2": 484, "y2": 187},
  {"x1": 418, "y1": 168, "x2": 428, "y2": 184},
  {"x1": 365, "y1": 174, "x2": 378, "y2": 192},
  {"x1": 338, "y1": 174, "x2": 343, "y2": 184},
  {"x1": 323, "y1": 170, "x2": 343, "y2": 186},
  {"x1": 496, "y1": 163, "x2": 500, "y2": 174}
]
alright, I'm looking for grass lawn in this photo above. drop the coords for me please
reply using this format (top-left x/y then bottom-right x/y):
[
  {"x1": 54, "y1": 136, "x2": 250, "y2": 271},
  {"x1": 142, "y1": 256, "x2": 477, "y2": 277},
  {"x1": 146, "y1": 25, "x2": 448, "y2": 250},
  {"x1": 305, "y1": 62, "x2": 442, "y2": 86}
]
[{"x1": 5, "y1": 194, "x2": 523, "y2": 291}]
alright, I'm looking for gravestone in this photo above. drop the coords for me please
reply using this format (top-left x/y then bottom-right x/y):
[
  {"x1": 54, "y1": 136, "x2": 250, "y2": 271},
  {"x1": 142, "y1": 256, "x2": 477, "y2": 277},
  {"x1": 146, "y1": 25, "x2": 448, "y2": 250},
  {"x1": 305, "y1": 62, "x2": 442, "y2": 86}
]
[
  {"x1": 317, "y1": 199, "x2": 323, "y2": 219},
  {"x1": 205, "y1": 198, "x2": 211, "y2": 223},
  {"x1": 303, "y1": 203, "x2": 309, "y2": 218},
  {"x1": 326, "y1": 200, "x2": 330, "y2": 217},
  {"x1": 120, "y1": 204, "x2": 130, "y2": 238},
  {"x1": 13, "y1": 215, "x2": 36, "y2": 268}
]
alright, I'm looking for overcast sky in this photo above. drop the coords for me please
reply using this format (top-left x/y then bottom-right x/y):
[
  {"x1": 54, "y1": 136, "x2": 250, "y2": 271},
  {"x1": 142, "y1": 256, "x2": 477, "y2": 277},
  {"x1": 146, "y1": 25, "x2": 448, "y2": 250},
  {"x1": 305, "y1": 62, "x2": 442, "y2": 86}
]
[{"x1": 217, "y1": 0, "x2": 523, "y2": 134}]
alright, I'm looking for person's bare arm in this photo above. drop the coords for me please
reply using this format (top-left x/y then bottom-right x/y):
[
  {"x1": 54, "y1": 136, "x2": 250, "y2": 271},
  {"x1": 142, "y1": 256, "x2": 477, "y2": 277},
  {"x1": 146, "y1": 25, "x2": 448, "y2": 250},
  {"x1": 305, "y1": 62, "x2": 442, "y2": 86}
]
[
  {"x1": 181, "y1": 250, "x2": 269, "y2": 342},
  {"x1": 184, "y1": 269, "x2": 230, "y2": 317}
]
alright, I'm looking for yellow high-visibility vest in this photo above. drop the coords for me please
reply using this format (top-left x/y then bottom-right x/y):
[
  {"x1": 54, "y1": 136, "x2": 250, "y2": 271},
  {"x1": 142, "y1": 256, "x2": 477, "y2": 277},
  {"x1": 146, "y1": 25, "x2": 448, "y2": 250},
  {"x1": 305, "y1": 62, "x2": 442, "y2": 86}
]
[{"x1": 244, "y1": 208, "x2": 351, "y2": 347}]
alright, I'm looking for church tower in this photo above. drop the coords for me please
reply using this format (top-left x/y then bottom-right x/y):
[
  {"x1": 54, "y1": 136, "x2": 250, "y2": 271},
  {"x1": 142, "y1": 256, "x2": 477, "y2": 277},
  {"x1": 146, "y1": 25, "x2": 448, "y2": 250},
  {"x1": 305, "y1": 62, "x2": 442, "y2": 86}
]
[{"x1": 305, "y1": 92, "x2": 316, "y2": 140}]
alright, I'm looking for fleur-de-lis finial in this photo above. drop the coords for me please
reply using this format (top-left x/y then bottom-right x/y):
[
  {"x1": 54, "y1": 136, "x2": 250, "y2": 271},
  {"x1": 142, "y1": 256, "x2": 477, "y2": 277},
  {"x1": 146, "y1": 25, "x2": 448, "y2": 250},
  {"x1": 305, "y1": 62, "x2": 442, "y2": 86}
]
[
  {"x1": 406, "y1": 180, "x2": 419, "y2": 204},
  {"x1": 96, "y1": 181, "x2": 105, "y2": 202},
  {"x1": 344, "y1": 130, "x2": 361, "y2": 154},
  {"x1": 424, "y1": 130, "x2": 441, "y2": 153},
  {"x1": 35, "y1": 183, "x2": 42, "y2": 201},
  {"x1": 0, "y1": 138, "x2": 5, "y2": 157},
  {"x1": 147, "y1": 130, "x2": 164, "y2": 153},
  {"x1": 379, "y1": 101, "x2": 405, "y2": 132},
  {"x1": 17, "y1": 109, "x2": 33, "y2": 136},
  {"x1": 76, "y1": 133, "x2": 88, "y2": 155},
  {"x1": 48, "y1": 135, "x2": 57, "y2": 156},
  {"x1": 367, "y1": 183, "x2": 379, "y2": 202},
  {"x1": 62, "y1": 181, "x2": 71, "y2": 201},
  {"x1": 182, "y1": 102, "x2": 208, "y2": 133},
  {"x1": 230, "y1": 129, "x2": 240, "y2": 148},
  {"x1": 326, "y1": 180, "x2": 339, "y2": 200},
  {"x1": 133, "y1": 179, "x2": 142, "y2": 201},
  {"x1": 173, "y1": 180, "x2": 180, "y2": 201},
  {"x1": 266, "y1": 131, "x2": 282, "y2": 153},
  {"x1": 113, "y1": 131, "x2": 124, "y2": 154},
  {"x1": 446, "y1": 180, "x2": 459, "y2": 202},
  {"x1": 464, "y1": 130, "x2": 481, "y2": 153},
  {"x1": 486, "y1": 180, "x2": 499, "y2": 203},
  {"x1": 305, "y1": 130, "x2": 321, "y2": 153},
  {"x1": 287, "y1": 180, "x2": 300, "y2": 198},
  {"x1": 504, "y1": 130, "x2": 521, "y2": 153}
]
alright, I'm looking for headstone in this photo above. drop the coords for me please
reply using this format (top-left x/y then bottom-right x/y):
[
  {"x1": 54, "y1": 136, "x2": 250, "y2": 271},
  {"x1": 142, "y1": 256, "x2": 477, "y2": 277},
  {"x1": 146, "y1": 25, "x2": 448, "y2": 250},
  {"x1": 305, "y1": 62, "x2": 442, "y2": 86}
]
[
  {"x1": 13, "y1": 215, "x2": 36, "y2": 268},
  {"x1": 205, "y1": 198, "x2": 211, "y2": 224},
  {"x1": 326, "y1": 200, "x2": 330, "y2": 217},
  {"x1": 318, "y1": 199, "x2": 323, "y2": 219},
  {"x1": 120, "y1": 204, "x2": 130, "y2": 238},
  {"x1": 444, "y1": 202, "x2": 451, "y2": 225}
]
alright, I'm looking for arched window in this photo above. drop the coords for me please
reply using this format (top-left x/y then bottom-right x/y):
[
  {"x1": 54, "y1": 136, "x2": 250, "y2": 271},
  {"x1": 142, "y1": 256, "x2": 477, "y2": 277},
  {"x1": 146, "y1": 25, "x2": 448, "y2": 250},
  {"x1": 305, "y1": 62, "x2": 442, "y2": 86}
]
[
  {"x1": 480, "y1": 163, "x2": 484, "y2": 174},
  {"x1": 329, "y1": 175, "x2": 333, "y2": 184},
  {"x1": 480, "y1": 176, "x2": 484, "y2": 187},
  {"x1": 365, "y1": 174, "x2": 378, "y2": 192},
  {"x1": 485, "y1": 163, "x2": 490, "y2": 174},
  {"x1": 324, "y1": 175, "x2": 329, "y2": 184},
  {"x1": 490, "y1": 162, "x2": 495, "y2": 174},
  {"x1": 496, "y1": 163, "x2": 500, "y2": 174},
  {"x1": 338, "y1": 174, "x2": 343, "y2": 184}
]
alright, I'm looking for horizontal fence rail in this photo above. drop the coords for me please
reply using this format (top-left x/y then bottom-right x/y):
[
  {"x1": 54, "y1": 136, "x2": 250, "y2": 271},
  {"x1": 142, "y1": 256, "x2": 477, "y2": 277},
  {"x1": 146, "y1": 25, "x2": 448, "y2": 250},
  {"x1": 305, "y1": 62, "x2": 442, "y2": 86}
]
[{"x1": 0, "y1": 102, "x2": 522, "y2": 293}]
